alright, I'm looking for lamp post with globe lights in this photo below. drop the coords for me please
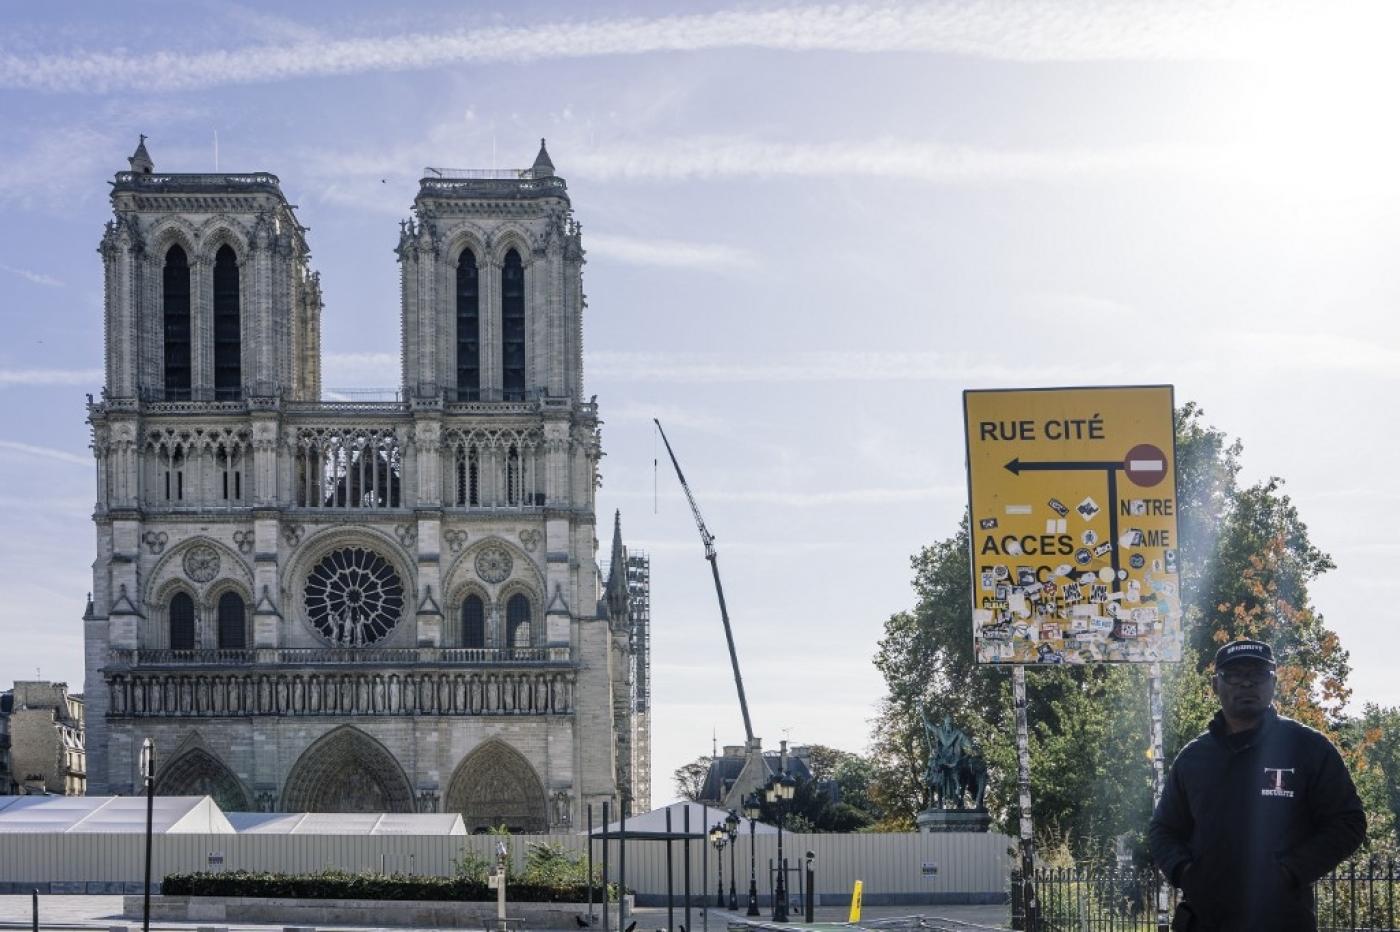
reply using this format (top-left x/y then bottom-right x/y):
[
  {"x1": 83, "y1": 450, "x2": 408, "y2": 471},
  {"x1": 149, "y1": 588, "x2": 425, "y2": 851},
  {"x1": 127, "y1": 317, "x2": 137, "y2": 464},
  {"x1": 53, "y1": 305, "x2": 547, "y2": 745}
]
[
  {"x1": 724, "y1": 809, "x2": 740, "y2": 909},
  {"x1": 708, "y1": 823, "x2": 727, "y2": 908},
  {"x1": 764, "y1": 772, "x2": 797, "y2": 922},
  {"x1": 139, "y1": 738, "x2": 155, "y2": 932},
  {"x1": 743, "y1": 793, "x2": 761, "y2": 916}
]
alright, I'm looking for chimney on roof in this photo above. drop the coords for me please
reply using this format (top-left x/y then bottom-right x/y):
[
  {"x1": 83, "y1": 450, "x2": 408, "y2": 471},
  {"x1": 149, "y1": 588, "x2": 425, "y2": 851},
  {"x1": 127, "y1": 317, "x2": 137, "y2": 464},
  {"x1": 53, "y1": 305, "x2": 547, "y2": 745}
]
[{"x1": 128, "y1": 135, "x2": 154, "y2": 174}]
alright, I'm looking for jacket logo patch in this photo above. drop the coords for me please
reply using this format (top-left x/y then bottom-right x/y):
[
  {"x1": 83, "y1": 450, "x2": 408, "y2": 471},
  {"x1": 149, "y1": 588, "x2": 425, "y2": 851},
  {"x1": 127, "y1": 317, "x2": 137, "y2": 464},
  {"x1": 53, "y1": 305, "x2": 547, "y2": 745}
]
[{"x1": 1262, "y1": 766, "x2": 1296, "y2": 798}]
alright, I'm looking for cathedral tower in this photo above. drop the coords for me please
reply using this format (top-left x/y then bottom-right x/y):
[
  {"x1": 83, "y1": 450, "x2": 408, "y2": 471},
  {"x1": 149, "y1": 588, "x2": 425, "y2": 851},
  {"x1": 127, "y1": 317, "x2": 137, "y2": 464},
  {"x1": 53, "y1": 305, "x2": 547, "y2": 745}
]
[{"x1": 84, "y1": 139, "x2": 633, "y2": 826}]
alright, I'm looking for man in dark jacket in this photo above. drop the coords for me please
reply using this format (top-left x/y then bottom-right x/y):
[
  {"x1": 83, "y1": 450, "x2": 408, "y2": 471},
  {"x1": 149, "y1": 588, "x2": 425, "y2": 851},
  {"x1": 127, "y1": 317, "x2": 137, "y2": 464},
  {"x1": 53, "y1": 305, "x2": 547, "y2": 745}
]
[{"x1": 1149, "y1": 639, "x2": 1366, "y2": 931}]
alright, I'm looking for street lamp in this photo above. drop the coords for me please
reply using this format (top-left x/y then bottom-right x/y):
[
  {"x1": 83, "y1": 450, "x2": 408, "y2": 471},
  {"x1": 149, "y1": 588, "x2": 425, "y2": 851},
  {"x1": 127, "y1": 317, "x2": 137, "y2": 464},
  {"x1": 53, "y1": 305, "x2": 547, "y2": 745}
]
[
  {"x1": 708, "y1": 823, "x2": 727, "y2": 908},
  {"x1": 139, "y1": 738, "x2": 155, "y2": 932},
  {"x1": 742, "y1": 793, "x2": 760, "y2": 916},
  {"x1": 724, "y1": 809, "x2": 740, "y2": 910},
  {"x1": 764, "y1": 772, "x2": 797, "y2": 922}
]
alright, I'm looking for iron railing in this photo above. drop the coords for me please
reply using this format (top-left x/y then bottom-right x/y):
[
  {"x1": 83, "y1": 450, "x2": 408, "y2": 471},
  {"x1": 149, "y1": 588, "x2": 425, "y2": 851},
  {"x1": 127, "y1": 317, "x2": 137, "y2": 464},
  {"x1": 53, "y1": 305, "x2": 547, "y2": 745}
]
[
  {"x1": 112, "y1": 171, "x2": 282, "y2": 193},
  {"x1": 1013, "y1": 857, "x2": 1400, "y2": 931},
  {"x1": 423, "y1": 167, "x2": 533, "y2": 180}
]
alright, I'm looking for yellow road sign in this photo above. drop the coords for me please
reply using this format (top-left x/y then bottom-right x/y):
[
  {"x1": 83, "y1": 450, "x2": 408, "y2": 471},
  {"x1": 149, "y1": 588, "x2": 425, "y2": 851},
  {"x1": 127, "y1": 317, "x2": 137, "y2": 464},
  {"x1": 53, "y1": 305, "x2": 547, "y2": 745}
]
[{"x1": 963, "y1": 386, "x2": 1183, "y2": 665}]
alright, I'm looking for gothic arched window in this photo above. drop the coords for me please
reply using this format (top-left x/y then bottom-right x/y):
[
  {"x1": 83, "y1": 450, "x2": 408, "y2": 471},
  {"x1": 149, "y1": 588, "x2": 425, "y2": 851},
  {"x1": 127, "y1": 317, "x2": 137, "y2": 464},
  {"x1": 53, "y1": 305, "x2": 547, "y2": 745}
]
[
  {"x1": 506, "y1": 445, "x2": 521, "y2": 505},
  {"x1": 217, "y1": 591, "x2": 246, "y2": 649},
  {"x1": 501, "y1": 249, "x2": 525, "y2": 400},
  {"x1": 213, "y1": 245, "x2": 241, "y2": 399},
  {"x1": 462, "y1": 594, "x2": 485, "y2": 649},
  {"x1": 506, "y1": 593, "x2": 531, "y2": 648},
  {"x1": 456, "y1": 248, "x2": 480, "y2": 399},
  {"x1": 162, "y1": 245, "x2": 192, "y2": 400},
  {"x1": 169, "y1": 592, "x2": 195, "y2": 650}
]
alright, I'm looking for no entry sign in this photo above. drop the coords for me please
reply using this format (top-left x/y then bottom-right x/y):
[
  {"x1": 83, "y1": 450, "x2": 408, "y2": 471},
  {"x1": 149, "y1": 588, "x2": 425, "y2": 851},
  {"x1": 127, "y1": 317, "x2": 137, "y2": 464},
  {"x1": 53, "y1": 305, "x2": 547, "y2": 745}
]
[{"x1": 963, "y1": 385, "x2": 1183, "y2": 665}]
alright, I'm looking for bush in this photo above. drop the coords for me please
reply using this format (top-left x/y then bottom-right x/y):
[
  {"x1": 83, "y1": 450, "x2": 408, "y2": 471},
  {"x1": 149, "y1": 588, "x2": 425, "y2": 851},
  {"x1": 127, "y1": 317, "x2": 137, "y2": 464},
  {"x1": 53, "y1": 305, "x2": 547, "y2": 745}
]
[{"x1": 162, "y1": 868, "x2": 619, "y2": 903}]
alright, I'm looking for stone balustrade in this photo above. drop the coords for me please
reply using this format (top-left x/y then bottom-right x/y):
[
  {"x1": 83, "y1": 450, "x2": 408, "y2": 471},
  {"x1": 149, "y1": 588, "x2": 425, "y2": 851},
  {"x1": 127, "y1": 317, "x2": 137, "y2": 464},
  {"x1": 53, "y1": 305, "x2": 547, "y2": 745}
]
[
  {"x1": 106, "y1": 668, "x2": 574, "y2": 719},
  {"x1": 110, "y1": 647, "x2": 567, "y2": 667}
]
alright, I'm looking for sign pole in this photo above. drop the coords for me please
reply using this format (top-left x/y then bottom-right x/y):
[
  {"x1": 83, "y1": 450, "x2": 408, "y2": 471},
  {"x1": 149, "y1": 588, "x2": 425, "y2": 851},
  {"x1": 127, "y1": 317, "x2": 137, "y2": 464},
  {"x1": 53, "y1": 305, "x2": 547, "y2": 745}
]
[
  {"x1": 1149, "y1": 662, "x2": 1171, "y2": 932},
  {"x1": 1012, "y1": 665, "x2": 1038, "y2": 931}
]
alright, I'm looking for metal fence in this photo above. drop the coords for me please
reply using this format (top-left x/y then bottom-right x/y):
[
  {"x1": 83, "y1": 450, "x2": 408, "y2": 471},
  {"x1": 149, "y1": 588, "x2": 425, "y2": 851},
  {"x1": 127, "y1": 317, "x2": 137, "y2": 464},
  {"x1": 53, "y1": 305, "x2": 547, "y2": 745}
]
[{"x1": 1012, "y1": 856, "x2": 1400, "y2": 931}]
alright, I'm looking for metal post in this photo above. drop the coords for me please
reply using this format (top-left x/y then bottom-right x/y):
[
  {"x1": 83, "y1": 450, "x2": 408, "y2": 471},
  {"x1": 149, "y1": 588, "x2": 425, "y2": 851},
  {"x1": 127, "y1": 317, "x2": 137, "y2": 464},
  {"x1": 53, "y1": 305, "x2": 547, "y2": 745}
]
[
  {"x1": 683, "y1": 805, "x2": 692, "y2": 932},
  {"x1": 666, "y1": 807, "x2": 675, "y2": 932},
  {"x1": 587, "y1": 804, "x2": 595, "y2": 923},
  {"x1": 715, "y1": 834, "x2": 724, "y2": 907},
  {"x1": 1012, "y1": 666, "x2": 1039, "y2": 932},
  {"x1": 1149, "y1": 663, "x2": 1171, "y2": 932},
  {"x1": 141, "y1": 738, "x2": 155, "y2": 932},
  {"x1": 805, "y1": 852, "x2": 815, "y2": 923},
  {"x1": 701, "y1": 805, "x2": 709, "y2": 932},
  {"x1": 496, "y1": 841, "x2": 508, "y2": 925},
  {"x1": 774, "y1": 809, "x2": 788, "y2": 922},
  {"x1": 602, "y1": 800, "x2": 611, "y2": 932},
  {"x1": 30, "y1": 889, "x2": 37, "y2": 932},
  {"x1": 620, "y1": 803, "x2": 628, "y2": 925},
  {"x1": 746, "y1": 815, "x2": 759, "y2": 916},
  {"x1": 728, "y1": 832, "x2": 737, "y2": 910}
]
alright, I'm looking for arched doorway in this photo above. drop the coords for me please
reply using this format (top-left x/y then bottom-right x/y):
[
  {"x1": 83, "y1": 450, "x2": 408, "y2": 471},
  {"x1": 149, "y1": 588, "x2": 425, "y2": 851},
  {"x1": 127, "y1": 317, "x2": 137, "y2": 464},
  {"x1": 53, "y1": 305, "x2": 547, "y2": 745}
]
[
  {"x1": 156, "y1": 747, "x2": 251, "y2": 812},
  {"x1": 445, "y1": 739, "x2": 547, "y2": 832},
  {"x1": 280, "y1": 726, "x2": 415, "y2": 813}
]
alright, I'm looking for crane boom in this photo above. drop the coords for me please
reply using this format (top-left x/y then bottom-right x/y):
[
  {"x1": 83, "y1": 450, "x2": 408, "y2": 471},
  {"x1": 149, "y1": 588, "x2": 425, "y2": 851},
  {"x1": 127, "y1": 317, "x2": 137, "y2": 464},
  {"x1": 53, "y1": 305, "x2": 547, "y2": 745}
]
[{"x1": 654, "y1": 419, "x2": 755, "y2": 745}]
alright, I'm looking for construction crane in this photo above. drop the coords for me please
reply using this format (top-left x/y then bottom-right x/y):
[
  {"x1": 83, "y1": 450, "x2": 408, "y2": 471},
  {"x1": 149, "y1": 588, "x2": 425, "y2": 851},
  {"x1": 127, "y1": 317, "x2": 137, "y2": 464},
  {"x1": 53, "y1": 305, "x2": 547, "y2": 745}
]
[{"x1": 653, "y1": 419, "x2": 756, "y2": 746}]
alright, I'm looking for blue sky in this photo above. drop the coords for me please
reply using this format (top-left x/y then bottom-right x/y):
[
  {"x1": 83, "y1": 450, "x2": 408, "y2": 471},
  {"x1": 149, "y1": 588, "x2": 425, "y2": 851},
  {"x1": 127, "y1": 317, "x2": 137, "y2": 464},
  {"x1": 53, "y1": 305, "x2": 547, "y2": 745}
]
[{"x1": 2, "y1": 1, "x2": 1398, "y2": 805}]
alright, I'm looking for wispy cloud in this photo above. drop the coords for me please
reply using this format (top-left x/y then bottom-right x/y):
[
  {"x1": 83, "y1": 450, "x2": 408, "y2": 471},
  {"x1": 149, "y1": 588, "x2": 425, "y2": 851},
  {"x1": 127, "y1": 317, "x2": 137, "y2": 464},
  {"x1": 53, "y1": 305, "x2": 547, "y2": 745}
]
[
  {"x1": 0, "y1": 441, "x2": 89, "y2": 466},
  {"x1": 0, "y1": 2, "x2": 1320, "y2": 94},
  {"x1": 0, "y1": 368, "x2": 102, "y2": 386},
  {"x1": 587, "y1": 233, "x2": 755, "y2": 271},
  {"x1": 627, "y1": 486, "x2": 963, "y2": 507},
  {"x1": 585, "y1": 350, "x2": 1123, "y2": 384},
  {"x1": 1219, "y1": 331, "x2": 1400, "y2": 377},
  {"x1": 0, "y1": 264, "x2": 63, "y2": 287},
  {"x1": 570, "y1": 136, "x2": 1232, "y2": 185},
  {"x1": 0, "y1": 126, "x2": 117, "y2": 208}
]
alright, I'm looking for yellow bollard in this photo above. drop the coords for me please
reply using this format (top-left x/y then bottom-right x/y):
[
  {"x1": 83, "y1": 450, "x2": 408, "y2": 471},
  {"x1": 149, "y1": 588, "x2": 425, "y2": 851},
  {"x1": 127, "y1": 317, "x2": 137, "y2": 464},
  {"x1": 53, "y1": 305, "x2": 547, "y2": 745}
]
[{"x1": 847, "y1": 880, "x2": 863, "y2": 923}]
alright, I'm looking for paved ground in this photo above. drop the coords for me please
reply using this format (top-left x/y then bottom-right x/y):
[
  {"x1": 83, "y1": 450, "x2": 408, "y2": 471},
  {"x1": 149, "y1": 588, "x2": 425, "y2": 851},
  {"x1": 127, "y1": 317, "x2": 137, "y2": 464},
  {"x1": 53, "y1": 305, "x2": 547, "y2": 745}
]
[{"x1": 0, "y1": 897, "x2": 1010, "y2": 931}]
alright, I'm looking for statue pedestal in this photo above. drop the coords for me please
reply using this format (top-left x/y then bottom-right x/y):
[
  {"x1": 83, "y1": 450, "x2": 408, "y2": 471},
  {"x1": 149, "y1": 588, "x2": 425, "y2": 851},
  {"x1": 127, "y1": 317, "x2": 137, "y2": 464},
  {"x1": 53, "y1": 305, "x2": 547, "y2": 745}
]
[{"x1": 917, "y1": 808, "x2": 992, "y2": 834}]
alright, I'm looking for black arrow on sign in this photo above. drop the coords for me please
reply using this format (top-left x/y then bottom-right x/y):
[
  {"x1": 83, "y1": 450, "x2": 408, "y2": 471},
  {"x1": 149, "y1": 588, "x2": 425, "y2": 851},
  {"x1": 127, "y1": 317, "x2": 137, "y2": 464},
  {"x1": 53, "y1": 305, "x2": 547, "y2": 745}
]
[
  {"x1": 1004, "y1": 458, "x2": 1122, "y2": 475},
  {"x1": 1000, "y1": 456, "x2": 1127, "y2": 599}
]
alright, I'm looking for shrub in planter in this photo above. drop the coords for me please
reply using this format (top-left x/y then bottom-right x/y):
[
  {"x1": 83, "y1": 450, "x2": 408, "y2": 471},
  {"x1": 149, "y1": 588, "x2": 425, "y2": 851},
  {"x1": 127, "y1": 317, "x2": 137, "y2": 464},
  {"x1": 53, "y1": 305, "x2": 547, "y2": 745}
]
[{"x1": 161, "y1": 869, "x2": 620, "y2": 903}]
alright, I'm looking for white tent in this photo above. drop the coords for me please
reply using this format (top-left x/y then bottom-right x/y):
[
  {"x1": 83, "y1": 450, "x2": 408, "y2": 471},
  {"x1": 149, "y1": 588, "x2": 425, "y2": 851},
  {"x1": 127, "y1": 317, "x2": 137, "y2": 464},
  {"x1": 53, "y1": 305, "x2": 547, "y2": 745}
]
[
  {"x1": 591, "y1": 800, "x2": 777, "y2": 836},
  {"x1": 0, "y1": 795, "x2": 235, "y2": 834},
  {"x1": 227, "y1": 811, "x2": 467, "y2": 835}
]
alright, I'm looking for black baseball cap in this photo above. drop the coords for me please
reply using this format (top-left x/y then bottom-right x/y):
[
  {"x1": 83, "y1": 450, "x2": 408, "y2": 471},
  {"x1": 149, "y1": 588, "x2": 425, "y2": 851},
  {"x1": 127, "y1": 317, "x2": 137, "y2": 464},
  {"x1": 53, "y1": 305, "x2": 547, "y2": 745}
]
[{"x1": 1215, "y1": 639, "x2": 1275, "y2": 669}]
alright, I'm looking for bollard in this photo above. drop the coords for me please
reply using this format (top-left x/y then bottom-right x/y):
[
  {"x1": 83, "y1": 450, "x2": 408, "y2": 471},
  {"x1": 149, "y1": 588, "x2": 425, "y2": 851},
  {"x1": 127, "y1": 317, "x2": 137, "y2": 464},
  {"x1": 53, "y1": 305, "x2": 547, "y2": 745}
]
[
  {"x1": 804, "y1": 852, "x2": 815, "y2": 924},
  {"x1": 31, "y1": 888, "x2": 37, "y2": 932}
]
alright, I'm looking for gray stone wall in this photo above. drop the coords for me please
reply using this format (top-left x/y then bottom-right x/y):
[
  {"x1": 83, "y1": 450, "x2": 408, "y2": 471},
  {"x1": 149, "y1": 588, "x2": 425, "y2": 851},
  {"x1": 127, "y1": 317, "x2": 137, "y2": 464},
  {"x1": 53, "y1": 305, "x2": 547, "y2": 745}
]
[{"x1": 2, "y1": 682, "x2": 84, "y2": 796}]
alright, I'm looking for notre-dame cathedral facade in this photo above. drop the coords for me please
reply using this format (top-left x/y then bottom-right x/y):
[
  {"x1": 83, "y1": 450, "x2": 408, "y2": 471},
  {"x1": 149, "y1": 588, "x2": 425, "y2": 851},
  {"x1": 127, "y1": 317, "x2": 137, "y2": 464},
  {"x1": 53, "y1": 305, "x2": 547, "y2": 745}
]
[{"x1": 81, "y1": 137, "x2": 650, "y2": 828}]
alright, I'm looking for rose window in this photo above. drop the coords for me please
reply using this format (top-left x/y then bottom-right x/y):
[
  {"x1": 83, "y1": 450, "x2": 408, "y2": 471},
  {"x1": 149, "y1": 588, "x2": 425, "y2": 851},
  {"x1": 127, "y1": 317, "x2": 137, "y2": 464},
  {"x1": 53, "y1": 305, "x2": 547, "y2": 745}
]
[
  {"x1": 303, "y1": 547, "x2": 404, "y2": 646},
  {"x1": 475, "y1": 546, "x2": 513, "y2": 583}
]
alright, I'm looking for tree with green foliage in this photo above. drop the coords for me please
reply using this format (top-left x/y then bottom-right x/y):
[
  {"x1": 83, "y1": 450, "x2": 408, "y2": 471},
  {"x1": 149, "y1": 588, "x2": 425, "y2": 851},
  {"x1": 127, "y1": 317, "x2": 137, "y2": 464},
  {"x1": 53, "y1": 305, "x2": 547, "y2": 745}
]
[
  {"x1": 673, "y1": 755, "x2": 711, "y2": 801},
  {"x1": 869, "y1": 403, "x2": 1376, "y2": 855}
]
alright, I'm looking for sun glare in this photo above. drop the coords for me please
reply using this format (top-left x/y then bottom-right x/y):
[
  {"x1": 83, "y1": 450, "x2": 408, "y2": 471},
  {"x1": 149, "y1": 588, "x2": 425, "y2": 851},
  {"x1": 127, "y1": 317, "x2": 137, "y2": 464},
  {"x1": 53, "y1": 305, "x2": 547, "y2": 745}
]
[{"x1": 1225, "y1": 0, "x2": 1400, "y2": 194}]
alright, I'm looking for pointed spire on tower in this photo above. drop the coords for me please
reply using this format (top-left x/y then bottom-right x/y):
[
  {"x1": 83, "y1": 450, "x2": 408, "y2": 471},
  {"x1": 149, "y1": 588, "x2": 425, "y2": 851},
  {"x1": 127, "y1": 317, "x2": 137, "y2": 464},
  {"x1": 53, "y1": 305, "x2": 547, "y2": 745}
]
[
  {"x1": 128, "y1": 134, "x2": 154, "y2": 174},
  {"x1": 604, "y1": 509, "x2": 628, "y2": 620},
  {"x1": 531, "y1": 137, "x2": 555, "y2": 178}
]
